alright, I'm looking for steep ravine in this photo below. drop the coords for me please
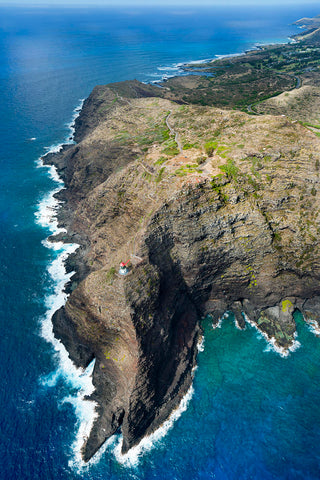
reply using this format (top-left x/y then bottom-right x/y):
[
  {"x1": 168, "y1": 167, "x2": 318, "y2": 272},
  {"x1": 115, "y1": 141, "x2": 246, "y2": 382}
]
[{"x1": 45, "y1": 83, "x2": 320, "y2": 461}]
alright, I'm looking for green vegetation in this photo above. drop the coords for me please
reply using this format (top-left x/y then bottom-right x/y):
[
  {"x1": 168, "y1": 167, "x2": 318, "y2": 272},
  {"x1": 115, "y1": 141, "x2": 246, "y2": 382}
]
[
  {"x1": 174, "y1": 164, "x2": 200, "y2": 177},
  {"x1": 196, "y1": 156, "x2": 207, "y2": 165},
  {"x1": 134, "y1": 120, "x2": 170, "y2": 147},
  {"x1": 210, "y1": 174, "x2": 229, "y2": 203},
  {"x1": 183, "y1": 142, "x2": 198, "y2": 150},
  {"x1": 163, "y1": 38, "x2": 320, "y2": 111},
  {"x1": 282, "y1": 299, "x2": 293, "y2": 313},
  {"x1": 106, "y1": 267, "x2": 116, "y2": 285},
  {"x1": 155, "y1": 167, "x2": 165, "y2": 183},
  {"x1": 154, "y1": 156, "x2": 167, "y2": 166},
  {"x1": 246, "y1": 265, "x2": 257, "y2": 289},
  {"x1": 161, "y1": 138, "x2": 179, "y2": 156},
  {"x1": 301, "y1": 121, "x2": 320, "y2": 129},
  {"x1": 273, "y1": 232, "x2": 281, "y2": 243},
  {"x1": 218, "y1": 159, "x2": 239, "y2": 180},
  {"x1": 246, "y1": 174, "x2": 260, "y2": 191},
  {"x1": 204, "y1": 141, "x2": 218, "y2": 156}
]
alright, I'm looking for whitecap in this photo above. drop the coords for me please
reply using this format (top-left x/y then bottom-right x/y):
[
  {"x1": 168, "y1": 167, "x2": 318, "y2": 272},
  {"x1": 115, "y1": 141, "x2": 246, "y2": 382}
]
[
  {"x1": 35, "y1": 98, "x2": 98, "y2": 472},
  {"x1": 113, "y1": 385, "x2": 194, "y2": 468},
  {"x1": 162, "y1": 73, "x2": 178, "y2": 81},
  {"x1": 243, "y1": 313, "x2": 300, "y2": 358},
  {"x1": 36, "y1": 97, "x2": 85, "y2": 169},
  {"x1": 234, "y1": 316, "x2": 245, "y2": 330},
  {"x1": 66, "y1": 98, "x2": 85, "y2": 141},
  {"x1": 212, "y1": 318, "x2": 223, "y2": 329},
  {"x1": 69, "y1": 383, "x2": 195, "y2": 472},
  {"x1": 212, "y1": 311, "x2": 229, "y2": 330},
  {"x1": 35, "y1": 184, "x2": 64, "y2": 234},
  {"x1": 305, "y1": 319, "x2": 320, "y2": 336},
  {"x1": 213, "y1": 52, "x2": 244, "y2": 61},
  {"x1": 197, "y1": 335, "x2": 205, "y2": 352},
  {"x1": 175, "y1": 58, "x2": 211, "y2": 67},
  {"x1": 38, "y1": 220, "x2": 98, "y2": 467},
  {"x1": 157, "y1": 66, "x2": 180, "y2": 71}
]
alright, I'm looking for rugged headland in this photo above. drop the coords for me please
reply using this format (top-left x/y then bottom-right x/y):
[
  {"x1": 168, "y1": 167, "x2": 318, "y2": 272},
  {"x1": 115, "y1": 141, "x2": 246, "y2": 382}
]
[{"x1": 45, "y1": 16, "x2": 320, "y2": 461}]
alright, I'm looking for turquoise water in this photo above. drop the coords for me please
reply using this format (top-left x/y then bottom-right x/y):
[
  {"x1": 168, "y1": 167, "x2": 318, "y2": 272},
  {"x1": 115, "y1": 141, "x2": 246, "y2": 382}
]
[
  {"x1": 1, "y1": 4, "x2": 320, "y2": 479},
  {"x1": 191, "y1": 314, "x2": 320, "y2": 479}
]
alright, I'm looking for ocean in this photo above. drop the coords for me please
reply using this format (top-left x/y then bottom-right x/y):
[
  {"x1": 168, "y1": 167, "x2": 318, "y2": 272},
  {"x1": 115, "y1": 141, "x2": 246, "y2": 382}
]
[{"x1": 1, "y1": 3, "x2": 320, "y2": 479}]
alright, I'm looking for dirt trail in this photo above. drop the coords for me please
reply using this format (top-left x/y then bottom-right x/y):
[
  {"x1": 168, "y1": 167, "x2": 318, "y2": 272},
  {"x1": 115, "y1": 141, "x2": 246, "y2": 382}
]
[{"x1": 166, "y1": 111, "x2": 183, "y2": 153}]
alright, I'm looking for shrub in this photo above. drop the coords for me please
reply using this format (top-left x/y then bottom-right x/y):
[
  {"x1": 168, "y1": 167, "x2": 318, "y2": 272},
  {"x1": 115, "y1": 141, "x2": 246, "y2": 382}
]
[
  {"x1": 204, "y1": 141, "x2": 218, "y2": 157},
  {"x1": 155, "y1": 167, "x2": 165, "y2": 183},
  {"x1": 106, "y1": 267, "x2": 116, "y2": 285},
  {"x1": 196, "y1": 156, "x2": 207, "y2": 165},
  {"x1": 218, "y1": 159, "x2": 239, "y2": 179},
  {"x1": 183, "y1": 142, "x2": 198, "y2": 150}
]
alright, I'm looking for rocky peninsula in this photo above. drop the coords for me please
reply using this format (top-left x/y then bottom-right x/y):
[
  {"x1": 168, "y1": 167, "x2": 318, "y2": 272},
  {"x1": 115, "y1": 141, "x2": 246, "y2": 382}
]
[{"x1": 45, "y1": 16, "x2": 320, "y2": 461}]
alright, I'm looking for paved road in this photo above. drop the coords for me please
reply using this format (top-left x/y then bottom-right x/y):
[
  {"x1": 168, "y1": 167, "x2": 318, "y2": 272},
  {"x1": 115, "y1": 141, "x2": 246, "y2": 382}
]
[
  {"x1": 294, "y1": 75, "x2": 302, "y2": 88},
  {"x1": 247, "y1": 74, "x2": 302, "y2": 115}
]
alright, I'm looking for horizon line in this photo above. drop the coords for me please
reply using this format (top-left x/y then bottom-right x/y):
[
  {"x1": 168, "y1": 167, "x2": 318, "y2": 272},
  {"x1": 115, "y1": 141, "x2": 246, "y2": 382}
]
[{"x1": 0, "y1": 0, "x2": 319, "y2": 6}]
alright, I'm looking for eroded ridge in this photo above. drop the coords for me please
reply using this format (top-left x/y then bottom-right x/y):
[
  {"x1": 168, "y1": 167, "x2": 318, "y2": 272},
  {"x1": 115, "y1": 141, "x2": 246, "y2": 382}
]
[{"x1": 45, "y1": 17, "x2": 320, "y2": 457}]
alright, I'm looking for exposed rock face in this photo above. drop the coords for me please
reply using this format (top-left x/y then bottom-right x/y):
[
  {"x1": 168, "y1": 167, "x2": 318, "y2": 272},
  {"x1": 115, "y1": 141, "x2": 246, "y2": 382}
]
[{"x1": 45, "y1": 77, "x2": 320, "y2": 461}]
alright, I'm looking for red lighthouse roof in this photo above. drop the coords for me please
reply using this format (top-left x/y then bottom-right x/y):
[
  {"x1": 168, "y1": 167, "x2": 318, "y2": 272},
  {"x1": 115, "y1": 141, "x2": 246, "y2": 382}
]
[{"x1": 120, "y1": 260, "x2": 130, "y2": 267}]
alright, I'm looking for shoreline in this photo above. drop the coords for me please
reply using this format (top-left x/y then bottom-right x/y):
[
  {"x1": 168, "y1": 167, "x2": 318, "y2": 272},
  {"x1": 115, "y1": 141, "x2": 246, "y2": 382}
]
[
  {"x1": 150, "y1": 30, "x2": 301, "y2": 85},
  {"x1": 35, "y1": 14, "x2": 318, "y2": 467},
  {"x1": 37, "y1": 96, "x2": 197, "y2": 469},
  {"x1": 35, "y1": 99, "x2": 99, "y2": 468}
]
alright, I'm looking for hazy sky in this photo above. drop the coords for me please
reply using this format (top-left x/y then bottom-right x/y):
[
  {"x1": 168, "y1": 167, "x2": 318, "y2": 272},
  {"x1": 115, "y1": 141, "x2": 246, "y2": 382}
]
[{"x1": 0, "y1": 0, "x2": 318, "y2": 5}]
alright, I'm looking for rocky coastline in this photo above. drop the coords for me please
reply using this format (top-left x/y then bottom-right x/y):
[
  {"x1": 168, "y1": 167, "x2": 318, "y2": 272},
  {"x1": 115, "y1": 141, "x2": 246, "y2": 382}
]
[{"x1": 44, "y1": 16, "x2": 320, "y2": 462}]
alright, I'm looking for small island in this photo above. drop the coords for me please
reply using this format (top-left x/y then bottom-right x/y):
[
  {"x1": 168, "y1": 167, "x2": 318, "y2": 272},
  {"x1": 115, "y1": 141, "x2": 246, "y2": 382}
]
[{"x1": 45, "y1": 15, "x2": 320, "y2": 461}]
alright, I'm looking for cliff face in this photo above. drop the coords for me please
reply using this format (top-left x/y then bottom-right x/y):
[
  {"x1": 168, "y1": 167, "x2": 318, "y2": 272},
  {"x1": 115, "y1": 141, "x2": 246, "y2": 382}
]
[{"x1": 46, "y1": 83, "x2": 320, "y2": 461}]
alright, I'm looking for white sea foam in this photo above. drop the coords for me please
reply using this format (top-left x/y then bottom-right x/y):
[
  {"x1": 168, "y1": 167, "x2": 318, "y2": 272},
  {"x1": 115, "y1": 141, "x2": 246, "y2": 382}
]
[
  {"x1": 148, "y1": 33, "x2": 295, "y2": 88},
  {"x1": 35, "y1": 185, "x2": 64, "y2": 235},
  {"x1": 213, "y1": 52, "x2": 244, "y2": 61},
  {"x1": 243, "y1": 313, "x2": 301, "y2": 358},
  {"x1": 36, "y1": 98, "x2": 85, "y2": 168},
  {"x1": 212, "y1": 311, "x2": 229, "y2": 330},
  {"x1": 70, "y1": 434, "x2": 118, "y2": 473},
  {"x1": 152, "y1": 58, "x2": 213, "y2": 84},
  {"x1": 68, "y1": 384, "x2": 195, "y2": 472},
  {"x1": 63, "y1": 360, "x2": 99, "y2": 468},
  {"x1": 175, "y1": 58, "x2": 211, "y2": 67},
  {"x1": 212, "y1": 318, "x2": 222, "y2": 329},
  {"x1": 38, "y1": 215, "x2": 98, "y2": 467},
  {"x1": 162, "y1": 73, "x2": 179, "y2": 81},
  {"x1": 263, "y1": 332, "x2": 301, "y2": 357},
  {"x1": 113, "y1": 385, "x2": 194, "y2": 468},
  {"x1": 157, "y1": 65, "x2": 180, "y2": 71},
  {"x1": 67, "y1": 99, "x2": 85, "y2": 140},
  {"x1": 36, "y1": 98, "x2": 98, "y2": 470},
  {"x1": 197, "y1": 335, "x2": 205, "y2": 352},
  {"x1": 305, "y1": 319, "x2": 320, "y2": 336},
  {"x1": 185, "y1": 58, "x2": 211, "y2": 65},
  {"x1": 234, "y1": 316, "x2": 245, "y2": 330}
]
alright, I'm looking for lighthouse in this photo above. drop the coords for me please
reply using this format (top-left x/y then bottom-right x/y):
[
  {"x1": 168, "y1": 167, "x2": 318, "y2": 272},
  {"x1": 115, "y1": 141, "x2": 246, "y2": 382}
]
[{"x1": 119, "y1": 260, "x2": 130, "y2": 276}]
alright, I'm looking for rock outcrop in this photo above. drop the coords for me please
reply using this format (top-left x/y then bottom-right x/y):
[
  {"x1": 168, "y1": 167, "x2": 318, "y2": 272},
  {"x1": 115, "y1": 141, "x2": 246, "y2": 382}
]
[{"x1": 45, "y1": 71, "x2": 320, "y2": 461}]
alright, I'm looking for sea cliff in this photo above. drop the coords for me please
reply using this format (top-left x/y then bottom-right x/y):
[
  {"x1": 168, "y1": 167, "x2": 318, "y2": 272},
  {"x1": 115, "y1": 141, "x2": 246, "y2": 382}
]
[{"x1": 44, "y1": 17, "x2": 320, "y2": 461}]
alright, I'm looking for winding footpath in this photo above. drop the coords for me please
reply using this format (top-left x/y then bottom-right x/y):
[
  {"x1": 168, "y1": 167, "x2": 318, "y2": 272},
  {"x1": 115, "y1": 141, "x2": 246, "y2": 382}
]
[{"x1": 166, "y1": 111, "x2": 183, "y2": 153}]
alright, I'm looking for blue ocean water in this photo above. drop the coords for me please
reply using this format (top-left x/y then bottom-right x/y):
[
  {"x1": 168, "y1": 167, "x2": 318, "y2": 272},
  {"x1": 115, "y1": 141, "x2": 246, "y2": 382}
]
[{"x1": 1, "y1": 4, "x2": 320, "y2": 479}]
